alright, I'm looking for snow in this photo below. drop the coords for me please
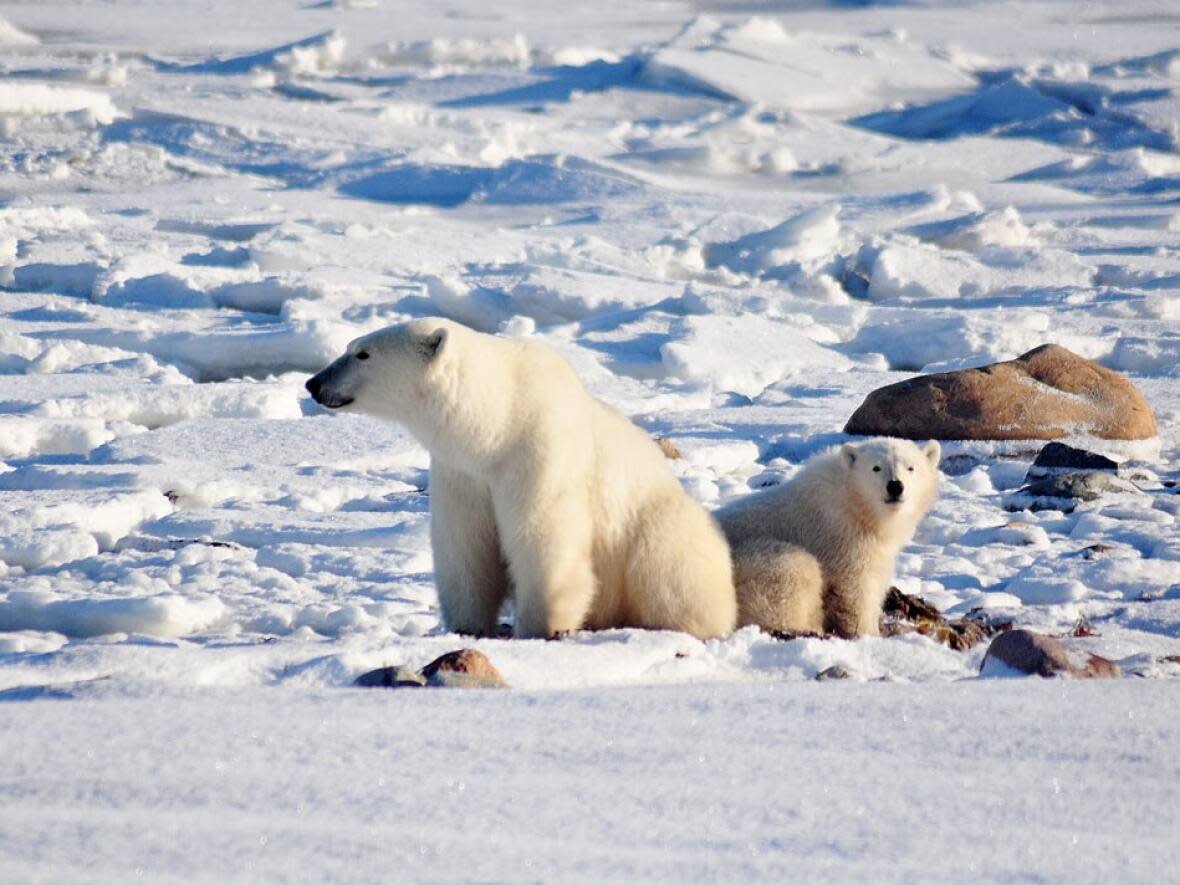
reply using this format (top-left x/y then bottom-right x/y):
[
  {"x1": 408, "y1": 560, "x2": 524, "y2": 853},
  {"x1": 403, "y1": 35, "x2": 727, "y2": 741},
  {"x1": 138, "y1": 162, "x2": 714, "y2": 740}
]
[
  {"x1": 0, "y1": 82, "x2": 119, "y2": 123},
  {"x1": 1, "y1": 682, "x2": 1176, "y2": 883},
  {"x1": 1, "y1": 0, "x2": 1180, "y2": 879},
  {"x1": 0, "y1": 15, "x2": 37, "y2": 47}
]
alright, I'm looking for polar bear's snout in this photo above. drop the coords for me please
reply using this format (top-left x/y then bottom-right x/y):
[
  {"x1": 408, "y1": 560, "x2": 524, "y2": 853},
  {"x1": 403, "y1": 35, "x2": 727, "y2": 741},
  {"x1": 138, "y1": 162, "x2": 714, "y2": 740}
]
[
  {"x1": 306, "y1": 360, "x2": 356, "y2": 410},
  {"x1": 885, "y1": 478, "x2": 904, "y2": 502}
]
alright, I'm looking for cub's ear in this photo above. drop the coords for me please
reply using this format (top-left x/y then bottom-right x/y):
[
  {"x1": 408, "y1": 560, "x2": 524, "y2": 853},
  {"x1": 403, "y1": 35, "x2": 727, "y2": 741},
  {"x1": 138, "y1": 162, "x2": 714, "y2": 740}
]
[
  {"x1": 841, "y1": 444, "x2": 858, "y2": 468},
  {"x1": 417, "y1": 327, "x2": 447, "y2": 361},
  {"x1": 923, "y1": 439, "x2": 941, "y2": 465}
]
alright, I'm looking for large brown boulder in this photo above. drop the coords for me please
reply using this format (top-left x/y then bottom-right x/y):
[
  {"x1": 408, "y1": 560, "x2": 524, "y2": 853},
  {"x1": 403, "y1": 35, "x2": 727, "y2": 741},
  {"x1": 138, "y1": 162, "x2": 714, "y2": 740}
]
[{"x1": 844, "y1": 344, "x2": 1157, "y2": 442}]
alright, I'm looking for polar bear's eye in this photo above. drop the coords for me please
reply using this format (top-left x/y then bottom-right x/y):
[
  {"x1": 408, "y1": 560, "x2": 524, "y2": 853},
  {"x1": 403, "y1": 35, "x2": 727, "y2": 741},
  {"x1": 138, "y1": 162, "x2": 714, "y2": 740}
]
[
  {"x1": 872, "y1": 465, "x2": 881, "y2": 472},
  {"x1": 356, "y1": 351, "x2": 370, "y2": 361},
  {"x1": 908, "y1": 466, "x2": 914, "y2": 472}
]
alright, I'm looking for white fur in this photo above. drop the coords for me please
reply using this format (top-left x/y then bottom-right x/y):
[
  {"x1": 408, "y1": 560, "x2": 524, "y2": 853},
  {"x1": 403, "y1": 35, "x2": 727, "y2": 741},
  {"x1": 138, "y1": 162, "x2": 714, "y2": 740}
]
[
  {"x1": 307, "y1": 318, "x2": 736, "y2": 639},
  {"x1": 718, "y1": 438, "x2": 941, "y2": 637}
]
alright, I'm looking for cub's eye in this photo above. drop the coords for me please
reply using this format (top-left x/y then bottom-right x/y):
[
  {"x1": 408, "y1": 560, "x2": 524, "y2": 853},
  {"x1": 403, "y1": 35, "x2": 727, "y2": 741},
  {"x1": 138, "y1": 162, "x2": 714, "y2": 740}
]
[
  {"x1": 908, "y1": 466, "x2": 914, "y2": 472},
  {"x1": 356, "y1": 351, "x2": 370, "y2": 361},
  {"x1": 872, "y1": 465, "x2": 881, "y2": 472}
]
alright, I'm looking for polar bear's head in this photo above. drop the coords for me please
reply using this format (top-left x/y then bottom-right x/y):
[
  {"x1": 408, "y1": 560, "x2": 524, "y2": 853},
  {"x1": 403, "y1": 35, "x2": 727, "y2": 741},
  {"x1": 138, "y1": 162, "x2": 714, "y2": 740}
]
[
  {"x1": 839, "y1": 437, "x2": 941, "y2": 525},
  {"x1": 305, "y1": 318, "x2": 453, "y2": 426}
]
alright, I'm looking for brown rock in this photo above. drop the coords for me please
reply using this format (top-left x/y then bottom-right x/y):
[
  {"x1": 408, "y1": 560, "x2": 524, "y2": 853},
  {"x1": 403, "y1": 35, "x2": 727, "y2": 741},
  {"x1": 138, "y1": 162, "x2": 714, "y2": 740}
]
[
  {"x1": 881, "y1": 587, "x2": 1005, "y2": 651},
  {"x1": 655, "y1": 437, "x2": 683, "y2": 459},
  {"x1": 419, "y1": 649, "x2": 507, "y2": 689},
  {"x1": 882, "y1": 586, "x2": 942, "y2": 623},
  {"x1": 355, "y1": 649, "x2": 508, "y2": 689},
  {"x1": 844, "y1": 344, "x2": 1157, "y2": 442},
  {"x1": 981, "y1": 629, "x2": 1121, "y2": 679}
]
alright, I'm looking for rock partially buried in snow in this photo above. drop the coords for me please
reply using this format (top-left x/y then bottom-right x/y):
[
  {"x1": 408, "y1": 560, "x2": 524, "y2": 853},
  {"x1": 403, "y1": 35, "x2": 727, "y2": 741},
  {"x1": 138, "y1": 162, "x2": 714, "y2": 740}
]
[
  {"x1": 1027, "y1": 441, "x2": 1119, "y2": 476},
  {"x1": 353, "y1": 665, "x2": 427, "y2": 688},
  {"x1": 419, "y1": 649, "x2": 507, "y2": 689},
  {"x1": 981, "y1": 629, "x2": 1120, "y2": 679},
  {"x1": 1004, "y1": 471, "x2": 1140, "y2": 513},
  {"x1": 354, "y1": 649, "x2": 507, "y2": 690},
  {"x1": 844, "y1": 344, "x2": 1157, "y2": 442},
  {"x1": 880, "y1": 587, "x2": 1006, "y2": 650},
  {"x1": 815, "y1": 665, "x2": 852, "y2": 681}
]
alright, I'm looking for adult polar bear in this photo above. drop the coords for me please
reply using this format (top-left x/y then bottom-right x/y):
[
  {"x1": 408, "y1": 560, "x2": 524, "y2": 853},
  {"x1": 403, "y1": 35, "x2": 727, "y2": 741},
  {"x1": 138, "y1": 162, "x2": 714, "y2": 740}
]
[{"x1": 306, "y1": 318, "x2": 736, "y2": 640}]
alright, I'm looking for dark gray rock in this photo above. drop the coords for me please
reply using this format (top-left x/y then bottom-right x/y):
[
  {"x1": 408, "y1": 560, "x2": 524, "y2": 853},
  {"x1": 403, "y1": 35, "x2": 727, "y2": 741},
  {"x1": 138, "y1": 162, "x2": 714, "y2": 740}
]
[
  {"x1": 981, "y1": 629, "x2": 1120, "y2": 679},
  {"x1": 1026, "y1": 442, "x2": 1119, "y2": 483},
  {"x1": 354, "y1": 665, "x2": 427, "y2": 689},
  {"x1": 939, "y1": 453, "x2": 981, "y2": 476},
  {"x1": 816, "y1": 665, "x2": 852, "y2": 681},
  {"x1": 1004, "y1": 470, "x2": 1139, "y2": 512}
]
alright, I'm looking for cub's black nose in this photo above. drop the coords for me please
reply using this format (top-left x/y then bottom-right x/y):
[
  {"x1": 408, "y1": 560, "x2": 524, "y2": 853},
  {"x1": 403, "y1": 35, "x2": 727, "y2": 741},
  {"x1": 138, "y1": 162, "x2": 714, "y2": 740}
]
[
  {"x1": 886, "y1": 479, "x2": 904, "y2": 500},
  {"x1": 305, "y1": 374, "x2": 322, "y2": 401}
]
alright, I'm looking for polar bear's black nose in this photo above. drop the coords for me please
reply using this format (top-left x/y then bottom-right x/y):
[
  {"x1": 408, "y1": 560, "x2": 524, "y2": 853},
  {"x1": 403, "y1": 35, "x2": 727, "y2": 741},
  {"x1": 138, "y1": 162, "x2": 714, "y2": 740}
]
[{"x1": 886, "y1": 479, "x2": 904, "y2": 500}]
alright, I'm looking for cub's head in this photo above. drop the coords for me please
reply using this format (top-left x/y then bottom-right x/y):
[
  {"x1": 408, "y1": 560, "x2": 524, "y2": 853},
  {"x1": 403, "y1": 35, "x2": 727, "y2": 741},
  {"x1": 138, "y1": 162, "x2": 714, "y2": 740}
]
[
  {"x1": 840, "y1": 437, "x2": 941, "y2": 523},
  {"x1": 305, "y1": 319, "x2": 452, "y2": 423}
]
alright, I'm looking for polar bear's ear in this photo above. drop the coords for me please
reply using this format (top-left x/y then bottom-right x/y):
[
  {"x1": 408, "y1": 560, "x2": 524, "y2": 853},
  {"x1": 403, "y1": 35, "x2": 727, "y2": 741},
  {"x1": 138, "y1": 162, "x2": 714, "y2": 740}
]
[
  {"x1": 841, "y1": 444, "x2": 857, "y2": 468},
  {"x1": 923, "y1": 439, "x2": 941, "y2": 466},
  {"x1": 417, "y1": 328, "x2": 447, "y2": 361}
]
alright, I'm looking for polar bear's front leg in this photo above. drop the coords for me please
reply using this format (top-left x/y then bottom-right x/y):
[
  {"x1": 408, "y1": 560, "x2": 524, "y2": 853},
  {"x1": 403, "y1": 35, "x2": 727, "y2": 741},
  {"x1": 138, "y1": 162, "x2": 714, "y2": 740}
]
[
  {"x1": 498, "y1": 490, "x2": 597, "y2": 639},
  {"x1": 429, "y1": 461, "x2": 510, "y2": 636}
]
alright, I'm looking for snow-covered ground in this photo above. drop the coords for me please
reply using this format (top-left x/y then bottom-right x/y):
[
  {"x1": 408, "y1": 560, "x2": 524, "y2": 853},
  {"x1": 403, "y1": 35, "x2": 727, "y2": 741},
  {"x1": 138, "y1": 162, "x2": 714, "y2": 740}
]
[{"x1": 1, "y1": 0, "x2": 1179, "y2": 879}]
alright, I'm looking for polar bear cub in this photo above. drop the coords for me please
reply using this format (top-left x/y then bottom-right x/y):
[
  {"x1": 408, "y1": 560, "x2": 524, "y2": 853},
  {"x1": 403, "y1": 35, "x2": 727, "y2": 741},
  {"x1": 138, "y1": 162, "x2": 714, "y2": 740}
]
[
  {"x1": 717, "y1": 438, "x2": 940, "y2": 637},
  {"x1": 306, "y1": 317, "x2": 736, "y2": 640}
]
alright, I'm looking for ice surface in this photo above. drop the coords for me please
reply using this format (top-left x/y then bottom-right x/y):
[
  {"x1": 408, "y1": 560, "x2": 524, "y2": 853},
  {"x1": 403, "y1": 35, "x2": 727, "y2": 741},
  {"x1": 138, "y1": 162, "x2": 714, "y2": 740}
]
[{"x1": 1, "y1": 0, "x2": 1179, "y2": 879}]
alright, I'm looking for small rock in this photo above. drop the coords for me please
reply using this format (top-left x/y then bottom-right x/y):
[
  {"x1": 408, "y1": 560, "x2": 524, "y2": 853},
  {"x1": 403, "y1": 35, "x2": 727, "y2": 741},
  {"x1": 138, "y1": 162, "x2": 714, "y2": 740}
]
[
  {"x1": 881, "y1": 587, "x2": 1004, "y2": 651},
  {"x1": 355, "y1": 649, "x2": 508, "y2": 689},
  {"x1": 939, "y1": 453, "x2": 981, "y2": 476},
  {"x1": 816, "y1": 665, "x2": 852, "y2": 681},
  {"x1": 354, "y1": 665, "x2": 427, "y2": 689},
  {"x1": 420, "y1": 649, "x2": 507, "y2": 689},
  {"x1": 1028, "y1": 441, "x2": 1118, "y2": 476},
  {"x1": 880, "y1": 621, "x2": 917, "y2": 638},
  {"x1": 1124, "y1": 469, "x2": 1157, "y2": 485},
  {"x1": 1081, "y1": 543, "x2": 1113, "y2": 559},
  {"x1": 844, "y1": 344, "x2": 1158, "y2": 442},
  {"x1": 655, "y1": 437, "x2": 682, "y2": 460},
  {"x1": 981, "y1": 629, "x2": 1121, "y2": 679},
  {"x1": 1004, "y1": 470, "x2": 1139, "y2": 512},
  {"x1": 882, "y1": 586, "x2": 941, "y2": 622},
  {"x1": 768, "y1": 628, "x2": 825, "y2": 642}
]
